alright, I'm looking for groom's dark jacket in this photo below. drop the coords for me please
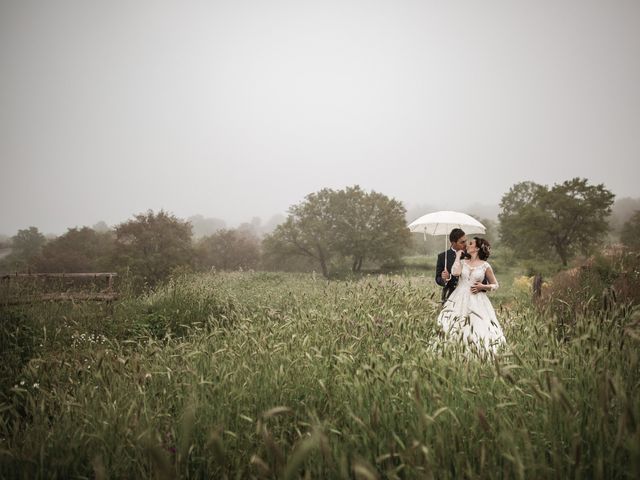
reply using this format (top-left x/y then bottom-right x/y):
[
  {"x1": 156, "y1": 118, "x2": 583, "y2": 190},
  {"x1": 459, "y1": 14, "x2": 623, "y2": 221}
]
[
  {"x1": 435, "y1": 249, "x2": 488, "y2": 303},
  {"x1": 436, "y1": 249, "x2": 459, "y2": 303}
]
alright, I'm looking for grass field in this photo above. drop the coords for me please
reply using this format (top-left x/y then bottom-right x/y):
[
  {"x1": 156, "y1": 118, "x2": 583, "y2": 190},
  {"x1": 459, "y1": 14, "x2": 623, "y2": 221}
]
[{"x1": 1, "y1": 266, "x2": 639, "y2": 479}]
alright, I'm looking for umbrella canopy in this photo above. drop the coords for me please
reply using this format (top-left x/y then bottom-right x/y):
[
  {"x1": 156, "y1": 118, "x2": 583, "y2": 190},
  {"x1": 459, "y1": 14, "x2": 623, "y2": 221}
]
[{"x1": 408, "y1": 210, "x2": 486, "y2": 236}]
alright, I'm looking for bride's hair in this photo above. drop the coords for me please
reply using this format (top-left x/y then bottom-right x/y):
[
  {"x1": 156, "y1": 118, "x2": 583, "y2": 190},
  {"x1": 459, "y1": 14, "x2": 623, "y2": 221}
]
[{"x1": 474, "y1": 237, "x2": 491, "y2": 260}]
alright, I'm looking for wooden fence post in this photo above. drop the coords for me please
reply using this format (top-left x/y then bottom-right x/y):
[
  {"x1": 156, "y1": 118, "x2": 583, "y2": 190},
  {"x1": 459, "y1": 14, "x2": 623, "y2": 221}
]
[{"x1": 533, "y1": 274, "x2": 543, "y2": 300}]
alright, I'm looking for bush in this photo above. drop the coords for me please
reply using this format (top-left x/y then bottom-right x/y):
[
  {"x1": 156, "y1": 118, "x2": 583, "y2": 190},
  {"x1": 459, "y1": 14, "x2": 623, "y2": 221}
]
[
  {"x1": 34, "y1": 227, "x2": 115, "y2": 272},
  {"x1": 112, "y1": 210, "x2": 194, "y2": 287},
  {"x1": 538, "y1": 247, "x2": 640, "y2": 332},
  {"x1": 195, "y1": 229, "x2": 260, "y2": 271},
  {"x1": 0, "y1": 310, "x2": 34, "y2": 392},
  {"x1": 621, "y1": 210, "x2": 640, "y2": 250},
  {"x1": 131, "y1": 274, "x2": 238, "y2": 338}
]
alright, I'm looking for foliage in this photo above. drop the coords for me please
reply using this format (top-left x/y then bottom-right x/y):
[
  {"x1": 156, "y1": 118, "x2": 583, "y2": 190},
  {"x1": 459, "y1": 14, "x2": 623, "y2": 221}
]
[
  {"x1": 1, "y1": 271, "x2": 639, "y2": 478},
  {"x1": 538, "y1": 248, "x2": 640, "y2": 335},
  {"x1": 0, "y1": 227, "x2": 47, "y2": 272},
  {"x1": 262, "y1": 189, "x2": 336, "y2": 278},
  {"x1": 620, "y1": 210, "x2": 640, "y2": 250},
  {"x1": 499, "y1": 178, "x2": 615, "y2": 266},
  {"x1": 0, "y1": 310, "x2": 34, "y2": 393},
  {"x1": 112, "y1": 210, "x2": 194, "y2": 286},
  {"x1": 608, "y1": 196, "x2": 640, "y2": 233},
  {"x1": 195, "y1": 228, "x2": 260, "y2": 271},
  {"x1": 263, "y1": 186, "x2": 411, "y2": 277},
  {"x1": 260, "y1": 244, "x2": 320, "y2": 273},
  {"x1": 332, "y1": 186, "x2": 411, "y2": 272},
  {"x1": 187, "y1": 214, "x2": 226, "y2": 238},
  {"x1": 33, "y1": 227, "x2": 115, "y2": 272},
  {"x1": 405, "y1": 233, "x2": 443, "y2": 257},
  {"x1": 476, "y1": 217, "x2": 499, "y2": 246},
  {"x1": 92, "y1": 221, "x2": 111, "y2": 233}
]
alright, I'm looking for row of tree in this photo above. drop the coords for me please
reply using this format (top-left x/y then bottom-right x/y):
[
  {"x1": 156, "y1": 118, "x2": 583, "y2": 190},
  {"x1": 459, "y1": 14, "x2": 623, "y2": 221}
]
[
  {"x1": 0, "y1": 186, "x2": 411, "y2": 283},
  {"x1": 0, "y1": 214, "x2": 262, "y2": 285},
  {"x1": 1, "y1": 180, "x2": 639, "y2": 284}
]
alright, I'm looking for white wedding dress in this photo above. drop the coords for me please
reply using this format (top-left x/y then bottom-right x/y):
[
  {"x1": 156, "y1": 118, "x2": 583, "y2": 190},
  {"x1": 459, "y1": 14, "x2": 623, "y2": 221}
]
[{"x1": 437, "y1": 259, "x2": 506, "y2": 353}]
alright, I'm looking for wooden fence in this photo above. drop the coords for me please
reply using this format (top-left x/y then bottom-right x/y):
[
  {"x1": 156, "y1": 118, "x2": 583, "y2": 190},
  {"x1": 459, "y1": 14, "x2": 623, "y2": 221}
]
[{"x1": 0, "y1": 272, "x2": 118, "y2": 306}]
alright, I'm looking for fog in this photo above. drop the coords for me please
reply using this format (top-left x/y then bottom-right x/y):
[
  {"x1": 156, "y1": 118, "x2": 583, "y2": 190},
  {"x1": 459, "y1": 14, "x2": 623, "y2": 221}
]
[{"x1": 1, "y1": 0, "x2": 639, "y2": 235}]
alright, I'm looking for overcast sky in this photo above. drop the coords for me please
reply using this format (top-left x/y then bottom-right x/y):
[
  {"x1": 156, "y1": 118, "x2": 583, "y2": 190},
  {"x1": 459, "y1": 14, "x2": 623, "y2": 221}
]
[{"x1": 1, "y1": 0, "x2": 639, "y2": 234}]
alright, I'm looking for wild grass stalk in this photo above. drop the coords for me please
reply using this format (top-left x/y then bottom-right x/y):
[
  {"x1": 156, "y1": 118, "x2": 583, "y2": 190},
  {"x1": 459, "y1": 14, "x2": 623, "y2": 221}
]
[{"x1": 1, "y1": 271, "x2": 638, "y2": 478}]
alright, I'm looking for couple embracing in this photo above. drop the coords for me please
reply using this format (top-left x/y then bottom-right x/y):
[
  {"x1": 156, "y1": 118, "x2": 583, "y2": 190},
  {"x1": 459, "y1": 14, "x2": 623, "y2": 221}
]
[{"x1": 434, "y1": 228, "x2": 506, "y2": 353}]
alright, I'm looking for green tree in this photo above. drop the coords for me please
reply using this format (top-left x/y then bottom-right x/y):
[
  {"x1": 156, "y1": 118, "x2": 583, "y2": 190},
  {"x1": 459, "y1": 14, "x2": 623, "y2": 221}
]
[
  {"x1": 497, "y1": 181, "x2": 548, "y2": 258},
  {"x1": 499, "y1": 178, "x2": 615, "y2": 266},
  {"x1": 187, "y1": 215, "x2": 226, "y2": 238},
  {"x1": 195, "y1": 229, "x2": 261, "y2": 270},
  {"x1": 332, "y1": 186, "x2": 410, "y2": 272},
  {"x1": 620, "y1": 210, "x2": 640, "y2": 250},
  {"x1": 113, "y1": 210, "x2": 194, "y2": 285},
  {"x1": 608, "y1": 197, "x2": 640, "y2": 233},
  {"x1": 1, "y1": 226, "x2": 47, "y2": 271},
  {"x1": 35, "y1": 227, "x2": 115, "y2": 272},
  {"x1": 263, "y1": 186, "x2": 411, "y2": 277},
  {"x1": 263, "y1": 189, "x2": 336, "y2": 278}
]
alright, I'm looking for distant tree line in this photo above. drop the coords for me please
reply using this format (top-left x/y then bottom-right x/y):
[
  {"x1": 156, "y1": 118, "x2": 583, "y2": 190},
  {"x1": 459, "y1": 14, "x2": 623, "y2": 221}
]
[
  {"x1": 1, "y1": 180, "x2": 638, "y2": 286},
  {"x1": 0, "y1": 186, "x2": 412, "y2": 284},
  {"x1": 0, "y1": 216, "x2": 262, "y2": 286}
]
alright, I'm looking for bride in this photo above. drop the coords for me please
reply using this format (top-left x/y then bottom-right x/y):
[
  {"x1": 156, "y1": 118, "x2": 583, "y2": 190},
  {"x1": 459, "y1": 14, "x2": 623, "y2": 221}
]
[{"x1": 436, "y1": 237, "x2": 506, "y2": 353}]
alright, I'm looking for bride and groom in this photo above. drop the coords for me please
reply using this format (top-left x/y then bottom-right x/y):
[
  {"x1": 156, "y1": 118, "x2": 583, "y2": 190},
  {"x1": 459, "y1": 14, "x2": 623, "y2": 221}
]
[{"x1": 435, "y1": 228, "x2": 505, "y2": 353}]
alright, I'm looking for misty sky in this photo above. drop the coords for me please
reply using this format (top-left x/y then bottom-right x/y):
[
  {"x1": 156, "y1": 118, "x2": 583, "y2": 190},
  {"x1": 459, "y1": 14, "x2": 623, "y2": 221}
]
[{"x1": 1, "y1": 0, "x2": 639, "y2": 235}]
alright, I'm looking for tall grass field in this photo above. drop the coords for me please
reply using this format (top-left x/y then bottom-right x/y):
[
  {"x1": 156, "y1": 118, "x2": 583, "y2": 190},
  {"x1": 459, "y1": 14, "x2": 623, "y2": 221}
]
[{"x1": 1, "y1": 270, "x2": 639, "y2": 479}]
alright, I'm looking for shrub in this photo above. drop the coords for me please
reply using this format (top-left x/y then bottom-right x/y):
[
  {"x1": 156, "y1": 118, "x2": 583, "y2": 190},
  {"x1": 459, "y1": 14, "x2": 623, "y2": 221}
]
[
  {"x1": 132, "y1": 274, "x2": 238, "y2": 338},
  {"x1": 195, "y1": 229, "x2": 260, "y2": 271},
  {"x1": 538, "y1": 247, "x2": 640, "y2": 331},
  {"x1": 620, "y1": 210, "x2": 640, "y2": 250},
  {"x1": 112, "y1": 210, "x2": 194, "y2": 287}
]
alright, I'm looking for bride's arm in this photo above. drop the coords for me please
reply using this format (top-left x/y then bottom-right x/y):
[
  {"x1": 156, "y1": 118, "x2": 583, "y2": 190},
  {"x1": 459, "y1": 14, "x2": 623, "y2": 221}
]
[
  {"x1": 451, "y1": 251, "x2": 463, "y2": 276},
  {"x1": 483, "y1": 264, "x2": 499, "y2": 291}
]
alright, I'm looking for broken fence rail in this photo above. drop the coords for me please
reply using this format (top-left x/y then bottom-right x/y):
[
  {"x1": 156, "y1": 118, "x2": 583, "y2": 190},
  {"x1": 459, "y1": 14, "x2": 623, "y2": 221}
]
[{"x1": 1, "y1": 272, "x2": 119, "y2": 305}]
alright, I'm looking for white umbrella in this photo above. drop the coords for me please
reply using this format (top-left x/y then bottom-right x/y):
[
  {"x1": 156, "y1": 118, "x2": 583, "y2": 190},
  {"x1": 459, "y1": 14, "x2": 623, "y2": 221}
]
[{"x1": 408, "y1": 211, "x2": 486, "y2": 269}]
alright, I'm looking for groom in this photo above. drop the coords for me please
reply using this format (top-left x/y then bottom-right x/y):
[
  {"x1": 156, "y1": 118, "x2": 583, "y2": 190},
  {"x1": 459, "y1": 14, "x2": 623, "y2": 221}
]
[{"x1": 435, "y1": 228, "x2": 467, "y2": 303}]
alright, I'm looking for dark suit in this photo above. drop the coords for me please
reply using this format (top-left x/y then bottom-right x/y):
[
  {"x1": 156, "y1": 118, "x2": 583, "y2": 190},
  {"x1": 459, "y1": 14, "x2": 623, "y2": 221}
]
[
  {"x1": 435, "y1": 249, "x2": 459, "y2": 303},
  {"x1": 436, "y1": 249, "x2": 488, "y2": 303}
]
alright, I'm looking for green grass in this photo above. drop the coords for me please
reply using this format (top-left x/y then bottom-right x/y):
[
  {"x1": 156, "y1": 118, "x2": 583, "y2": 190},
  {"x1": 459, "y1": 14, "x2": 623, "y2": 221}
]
[{"x1": 1, "y1": 271, "x2": 639, "y2": 479}]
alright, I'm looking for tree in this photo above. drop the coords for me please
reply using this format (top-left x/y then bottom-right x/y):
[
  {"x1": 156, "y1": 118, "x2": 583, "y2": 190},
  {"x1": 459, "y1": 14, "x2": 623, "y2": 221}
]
[
  {"x1": 113, "y1": 210, "x2": 194, "y2": 284},
  {"x1": 477, "y1": 217, "x2": 499, "y2": 246},
  {"x1": 608, "y1": 197, "x2": 640, "y2": 233},
  {"x1": 263, "y1": 186, "x2": 411, "y2": 277},
  {"x1": 12, "y1": 226, "x2": 47, "y2": 259},
  {"x1": 620, "y1": 210, "x2": 640, "y2": 250},
  {"x1": 92, "y1": 221, "x2": 111, "y2": 233},
  {"x1": 35, "y1": 227, "x2": 115, "y2": 272},
  {"x1": 331, "y1": 186, "x2": 410, "y2": 272},
  {"x1": 187, "y1": 215, "x2": 226, "y2": 238},
  {"x1": 263, "y1": 189, "x2": 336, "y2": 277},
  {"x1": 498, "y1": 178, "x2": 615, "y2": 266},
  {"x1": 1, "y1": 226, "x2": 47, "y2": 271},
  {"x1": 195, "y1": 229, "x2": 261, "y2": 270},
  {"x1": 497, "y1": 181, "x2": 548, "y2": 257}
]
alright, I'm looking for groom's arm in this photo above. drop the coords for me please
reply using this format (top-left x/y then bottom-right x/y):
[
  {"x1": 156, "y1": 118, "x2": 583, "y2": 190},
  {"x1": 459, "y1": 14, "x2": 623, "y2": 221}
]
[{"x1": 435, "y1": 253, "x2": 446, "y2": 287}]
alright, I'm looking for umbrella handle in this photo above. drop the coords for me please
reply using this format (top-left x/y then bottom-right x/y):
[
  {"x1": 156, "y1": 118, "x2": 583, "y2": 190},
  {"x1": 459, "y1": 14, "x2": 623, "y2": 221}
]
[{"x1": 444, "y1": 234, "x2": 448, "y2": 271}]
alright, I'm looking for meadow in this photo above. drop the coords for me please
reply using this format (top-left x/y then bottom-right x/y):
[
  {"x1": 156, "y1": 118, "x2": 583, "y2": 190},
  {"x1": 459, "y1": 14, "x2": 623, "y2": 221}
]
[{"x1": 1, "y1": 263, "x2": 639, "y2": 479}]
